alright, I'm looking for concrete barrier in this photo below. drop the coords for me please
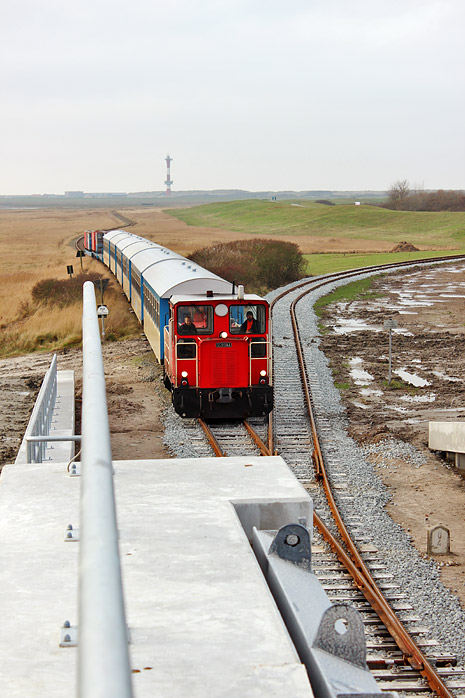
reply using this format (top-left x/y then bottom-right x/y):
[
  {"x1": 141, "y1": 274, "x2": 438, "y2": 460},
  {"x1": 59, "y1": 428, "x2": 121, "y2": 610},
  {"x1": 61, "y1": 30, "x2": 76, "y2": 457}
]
[{"x1": 428, "y1": 421, "x2": 465, "y2": 474}]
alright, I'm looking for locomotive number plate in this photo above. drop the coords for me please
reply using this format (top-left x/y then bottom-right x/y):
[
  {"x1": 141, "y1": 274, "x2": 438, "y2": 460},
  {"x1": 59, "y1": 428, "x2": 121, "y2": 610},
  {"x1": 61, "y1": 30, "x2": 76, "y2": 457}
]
[{"x1": 216, "y1": 342, "x2": 232, "y2": 348}]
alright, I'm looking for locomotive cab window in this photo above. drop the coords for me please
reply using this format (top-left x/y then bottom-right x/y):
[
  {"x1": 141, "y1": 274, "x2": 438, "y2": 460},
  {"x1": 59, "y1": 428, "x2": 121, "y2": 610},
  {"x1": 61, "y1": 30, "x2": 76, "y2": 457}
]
[
  {"x1": 177, "y1": 305, "x2": 213, "y2": 335},
  {"x1": 229, "y1": 305, "x2": 266, "y2": 334}
]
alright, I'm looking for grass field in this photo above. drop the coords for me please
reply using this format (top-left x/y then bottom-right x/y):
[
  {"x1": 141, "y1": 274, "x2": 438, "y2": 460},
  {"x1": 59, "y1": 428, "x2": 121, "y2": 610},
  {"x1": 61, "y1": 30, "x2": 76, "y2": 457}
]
[
  {"x1": 168, "y1": 200, "x2": 465, "y2": 249},
  {"x1": 304, "y1": 249, "x2": 465, "y2": 276}
]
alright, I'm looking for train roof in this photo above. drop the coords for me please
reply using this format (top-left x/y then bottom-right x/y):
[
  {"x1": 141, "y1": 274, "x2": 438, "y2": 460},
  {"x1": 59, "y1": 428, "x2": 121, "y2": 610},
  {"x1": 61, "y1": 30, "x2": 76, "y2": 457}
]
[
  {"x1": 104, "y1": 230, "x2": 131, "y2": 246},
  {"x1": 143, "y1": 259, "x2": 231, "y2": 298},
  {"x1": 116, "y1": 239, "x2": 161, "y2": 259},
  {"x1": 103, "y1": 229, "x2": 130, "y2": 241},
  {"x1": 116, "y1": 235, "x2": 155, "y2": 252},
  {"x1": 170, "y1": 293, "x2": 266, "y2": 304},
  {"x1": 104, "y1": 230, "x2": 233, "y2": 298},
  {"x1": 107, "y1": 231, "x2": 186, "y2": 267},
  {"x1": 130, "y1": 247, "x2": 185, "y2": 273}
]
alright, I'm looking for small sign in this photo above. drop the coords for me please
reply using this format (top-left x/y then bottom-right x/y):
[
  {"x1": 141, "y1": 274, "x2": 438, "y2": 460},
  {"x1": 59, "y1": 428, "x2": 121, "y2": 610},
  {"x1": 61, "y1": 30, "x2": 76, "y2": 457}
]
[
  {"x1": 97, "y1": 305, "x2": 109, "y2": 317},
  {"x1": 384, "y1": 318, "x2": 398, "y2": 330},
  {"x1": 427, "y1": 525, "x2": 450, "y2": 555},
  {"x1": 216, "y1": 342, "x2": 231, "y2": 348}
]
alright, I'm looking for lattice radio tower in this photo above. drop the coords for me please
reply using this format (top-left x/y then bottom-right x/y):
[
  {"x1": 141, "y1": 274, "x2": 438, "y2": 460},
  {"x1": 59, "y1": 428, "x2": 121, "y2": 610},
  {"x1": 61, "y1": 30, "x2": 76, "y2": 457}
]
[{"x1": 165, "y1": 154, "x2": 173, "y2": 195}]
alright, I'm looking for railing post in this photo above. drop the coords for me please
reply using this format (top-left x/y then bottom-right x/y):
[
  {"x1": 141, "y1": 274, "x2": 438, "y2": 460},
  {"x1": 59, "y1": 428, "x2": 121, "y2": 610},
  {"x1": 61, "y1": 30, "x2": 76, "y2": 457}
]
[{"x1": 78, "y1": 281, "x2": 133, "y2": 698}]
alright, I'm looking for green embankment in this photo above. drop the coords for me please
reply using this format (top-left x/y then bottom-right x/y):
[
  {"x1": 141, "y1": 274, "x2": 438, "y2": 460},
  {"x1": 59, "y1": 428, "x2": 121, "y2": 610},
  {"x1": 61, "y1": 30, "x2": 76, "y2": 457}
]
[
  {"x1": 168, "y1": 200, "x2": 465, "y2": 275},
  {"x1": 169, "y1": 199, "x2": 465, "y2": 243}
]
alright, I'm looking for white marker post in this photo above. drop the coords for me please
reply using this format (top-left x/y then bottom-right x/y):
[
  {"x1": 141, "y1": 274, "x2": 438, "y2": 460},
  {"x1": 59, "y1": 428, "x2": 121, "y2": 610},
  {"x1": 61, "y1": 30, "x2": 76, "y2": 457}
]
[
  {"x1": 384, "y1": 317, "x2": 398, "y2": 385},
  {"x1": 97, "y1": 304, "x2": 109, "y2": 339}
]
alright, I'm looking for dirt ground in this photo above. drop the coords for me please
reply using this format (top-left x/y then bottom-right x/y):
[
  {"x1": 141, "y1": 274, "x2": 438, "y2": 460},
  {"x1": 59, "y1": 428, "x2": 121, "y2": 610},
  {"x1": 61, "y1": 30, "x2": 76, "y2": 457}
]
[
  {"x1": 0, "y1": 338, "x2": 169, "y2": 470},
  {"x1": 318, "y1": 262, "x2": 465, "y2": 606}
]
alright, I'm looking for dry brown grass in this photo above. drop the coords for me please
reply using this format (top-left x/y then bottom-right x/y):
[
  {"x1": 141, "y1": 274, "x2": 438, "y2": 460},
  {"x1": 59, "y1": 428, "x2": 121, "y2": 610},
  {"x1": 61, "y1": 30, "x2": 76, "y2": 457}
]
[{"x1": 0, "y1": 208, "x2": 140, "y2": 356}]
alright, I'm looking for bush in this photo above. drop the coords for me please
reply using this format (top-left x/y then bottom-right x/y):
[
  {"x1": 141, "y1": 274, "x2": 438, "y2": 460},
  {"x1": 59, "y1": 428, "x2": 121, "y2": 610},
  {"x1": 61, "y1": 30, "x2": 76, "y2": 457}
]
[
  {"x1": 190, "y1": 239, "x2": 306, "y2": 292},
  {"x1": 383, "y1": 182, "x2": 465, "y2": 211},
  {"x1": 31, "y1": 272, "x2": 104, "y2": 307}
]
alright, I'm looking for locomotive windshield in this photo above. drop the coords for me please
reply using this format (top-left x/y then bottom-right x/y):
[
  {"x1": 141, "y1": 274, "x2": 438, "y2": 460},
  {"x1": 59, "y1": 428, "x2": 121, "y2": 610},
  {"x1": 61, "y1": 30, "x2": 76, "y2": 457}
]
[
  {"x1": 177, "y1": 305, "x2": 213, "y2": 335},
  {"x1": 229, "y1": 305, "x2": 266, "y2": 334}
]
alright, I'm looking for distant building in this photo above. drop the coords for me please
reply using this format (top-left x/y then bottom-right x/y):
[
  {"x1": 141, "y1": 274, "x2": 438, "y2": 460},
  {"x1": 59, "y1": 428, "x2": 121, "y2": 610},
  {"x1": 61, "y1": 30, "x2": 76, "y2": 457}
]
[
  {"x1": 354, "y1": 201, "x2": 361, "y2": 205},
  {"x1": 65, "y1": 191, "x2": 84, "y2": 198}
]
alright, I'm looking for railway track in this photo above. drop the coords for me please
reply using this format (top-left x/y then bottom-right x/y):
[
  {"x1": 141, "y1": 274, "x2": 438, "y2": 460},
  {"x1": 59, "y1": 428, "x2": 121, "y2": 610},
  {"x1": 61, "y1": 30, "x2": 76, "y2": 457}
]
[
  {"x1": 198, "y1": 418, "x2": 271, "y2": 457},
  {"x1": 195, "y1": 254, "x2": 465, "y2": 697},
  {"x1": 201, "y1": 410, "x2": 465, "y2": 694},
  {"x1": 108, "y1": 210, "x2": 137, "y2": 229},
  {"x1": 75, "y1": 210, "x2": 137, "y2": 252}
]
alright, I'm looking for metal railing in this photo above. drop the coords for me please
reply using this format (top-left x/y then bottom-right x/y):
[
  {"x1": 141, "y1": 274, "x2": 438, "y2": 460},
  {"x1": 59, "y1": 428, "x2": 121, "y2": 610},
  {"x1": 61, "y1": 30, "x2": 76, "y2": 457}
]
[
  {"x1": 26, "y1": 434, "x2": 82, "y2": 464},
  {"x1": 78, "y1": 281, "x2": 133, "y2": 698},
  {"x1": 24, "y1": 353, "x2": 58, "y2": 463}
]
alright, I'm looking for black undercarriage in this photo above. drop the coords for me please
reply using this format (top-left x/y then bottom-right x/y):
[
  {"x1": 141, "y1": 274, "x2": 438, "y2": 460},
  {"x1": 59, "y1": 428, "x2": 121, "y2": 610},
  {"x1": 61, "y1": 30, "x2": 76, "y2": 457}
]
[{"x1": 172, "y1": 385, "x2": 274, "y2": 419}]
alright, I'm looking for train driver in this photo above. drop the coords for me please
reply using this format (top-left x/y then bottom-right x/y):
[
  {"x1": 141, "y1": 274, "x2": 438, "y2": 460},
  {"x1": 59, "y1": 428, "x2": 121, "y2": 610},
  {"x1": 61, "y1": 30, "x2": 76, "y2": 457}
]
[
  {"x1": 178, "y1": 315, "x2": 198, "y2": 335},
  {"x1": 240, "y1": 311, "x2": 260, "y2": 334}
]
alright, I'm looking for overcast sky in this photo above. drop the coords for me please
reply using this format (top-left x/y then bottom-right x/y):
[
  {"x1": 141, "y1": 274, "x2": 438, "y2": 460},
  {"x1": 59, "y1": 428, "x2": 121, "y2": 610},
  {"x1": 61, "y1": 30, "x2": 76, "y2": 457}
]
[{"x1": 1, "y1": 0, "x2": 464, "y2": 194}]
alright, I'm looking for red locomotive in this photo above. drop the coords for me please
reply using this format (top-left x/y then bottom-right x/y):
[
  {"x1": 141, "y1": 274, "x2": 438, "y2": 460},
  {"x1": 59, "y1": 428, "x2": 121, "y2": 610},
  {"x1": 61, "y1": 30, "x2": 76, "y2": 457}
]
[{"x1": 163, "y1": 290, "x2": 273, "y2": 418}]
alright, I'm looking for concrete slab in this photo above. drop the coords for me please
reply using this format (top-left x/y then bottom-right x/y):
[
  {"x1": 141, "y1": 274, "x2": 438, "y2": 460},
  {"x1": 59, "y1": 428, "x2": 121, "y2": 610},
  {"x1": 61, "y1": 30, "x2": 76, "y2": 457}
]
[
  {"x1": 0, "y1": 455, "x2": 313, "y2": 697},
  {"x1": 429, "y1": 420, "x2": 465, "y2": 453},
  {"x1": 15, "y1": 370, "x2": 76, "y2": 465},
  {"x1": 428, "y1": 421, "x2": 465, "y2": 473}
]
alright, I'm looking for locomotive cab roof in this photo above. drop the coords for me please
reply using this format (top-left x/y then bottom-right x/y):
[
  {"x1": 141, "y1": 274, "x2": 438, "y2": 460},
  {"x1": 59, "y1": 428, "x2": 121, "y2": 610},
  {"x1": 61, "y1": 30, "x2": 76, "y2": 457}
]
[{"x1": 170, "y1": 293, "x2": 266, "y2": 305}]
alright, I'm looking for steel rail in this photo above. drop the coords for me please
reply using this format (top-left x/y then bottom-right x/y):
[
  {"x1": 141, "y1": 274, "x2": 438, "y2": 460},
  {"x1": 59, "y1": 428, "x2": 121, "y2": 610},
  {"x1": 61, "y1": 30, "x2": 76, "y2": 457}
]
[
  {"x1": 285, "y1": 266, "x2": 457, "y2": 698},
  {"x1": 243, "y1": 420, "x2": 272, "y2": 455},
  {"x1": 313, "y1": 511, "x2": 455, "y2": 698},
  {"x1": 267, "y1": 411, "x2": 274, "y2": 454},
  {"x1": 109, "y1": 210, "x2": 138, "y2": 229},
  {"x1": 198, "y1": 418, "x2": 271, "y2": 457},
  {"x1": 198, "y1": 418, "x2": 226, "y2": 457}
]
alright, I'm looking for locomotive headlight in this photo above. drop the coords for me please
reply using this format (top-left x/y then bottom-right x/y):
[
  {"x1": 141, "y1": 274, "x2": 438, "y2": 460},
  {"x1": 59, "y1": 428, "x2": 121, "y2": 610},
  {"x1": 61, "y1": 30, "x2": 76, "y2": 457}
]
[
  {"x1": 181, "y1": 371, "x2": 188, "y2": 378},
  {"x1": 220, "y1": 331, "x2": 228, "y2": 339},
  {"x1": 260, "y1": 370, "x2": 267, "y2": 376}
]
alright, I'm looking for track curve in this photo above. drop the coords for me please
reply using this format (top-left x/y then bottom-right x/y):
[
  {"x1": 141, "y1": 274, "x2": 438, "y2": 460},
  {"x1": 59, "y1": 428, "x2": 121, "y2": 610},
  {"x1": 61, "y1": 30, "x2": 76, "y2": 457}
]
[{"x1": 269, "y1": 254, "x2": 465, "y2": 697}]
